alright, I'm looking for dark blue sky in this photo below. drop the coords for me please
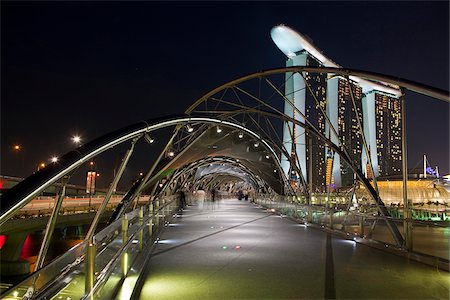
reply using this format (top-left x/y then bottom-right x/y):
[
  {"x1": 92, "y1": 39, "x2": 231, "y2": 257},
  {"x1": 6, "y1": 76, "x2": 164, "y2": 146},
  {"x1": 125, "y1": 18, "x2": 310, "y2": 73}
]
[{"x1": 2, "y1": 1, "x2": 449, "y2": 179}]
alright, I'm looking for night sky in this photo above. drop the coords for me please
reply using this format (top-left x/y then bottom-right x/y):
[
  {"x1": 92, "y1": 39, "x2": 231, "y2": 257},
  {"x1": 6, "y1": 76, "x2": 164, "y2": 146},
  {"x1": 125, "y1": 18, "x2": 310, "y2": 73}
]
[{"x1": 2, "y1": 1, "x2": 449, "y2": 183}]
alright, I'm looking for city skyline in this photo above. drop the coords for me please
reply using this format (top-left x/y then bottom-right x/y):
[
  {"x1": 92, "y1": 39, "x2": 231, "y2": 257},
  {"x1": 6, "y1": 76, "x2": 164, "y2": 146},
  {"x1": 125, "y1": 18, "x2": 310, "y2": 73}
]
[{"x1": 2, "y1": 2, "x2": 449, "y2": 185}]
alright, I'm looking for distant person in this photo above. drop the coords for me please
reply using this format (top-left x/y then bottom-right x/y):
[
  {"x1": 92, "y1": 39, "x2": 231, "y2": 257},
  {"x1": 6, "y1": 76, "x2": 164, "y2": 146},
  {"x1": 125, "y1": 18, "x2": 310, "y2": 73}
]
[
  {"x1": 179, "y1": 190, "x2": 186, "y2": 209},
  {"x1": 211, "y1": 189, "x2": 216, "y2": 202},
  {"x1": 238, "y1": 190, "x2": 244, "y2": 200}
]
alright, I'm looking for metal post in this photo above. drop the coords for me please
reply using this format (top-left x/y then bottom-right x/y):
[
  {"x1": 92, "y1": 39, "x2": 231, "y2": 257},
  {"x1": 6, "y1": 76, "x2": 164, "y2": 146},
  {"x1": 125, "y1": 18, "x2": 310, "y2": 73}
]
[
  {"x1": 155, "y1": 199, "x2": 160, "y2": 227},
  {"x1": 359, "y1": 214, "x2": 365, "y2": 238},
  {"x1": 401, "y1": 90, "x2": 413, "y2": 251},
  {"x1": 23, "y1": 178, "x2": 69, "y2": 299},
  {"x1": 34, "y1": 178, "x2": 68, "y2": 271},
  {"x1": 139, "y1": 206, "x2": 144, "y2": 250},
  {"x1": 148, "y1": 203, "x2": 153, "y2": 237},
  {"x1": 121, "y1": 215, "x2": 129, "y2": 277},
  {"x1": 85, "y1": 237, "x2": 96, "y2": 295},
  {"x1": 85, "y1": 139, "x2": 137, "y2": 242}
]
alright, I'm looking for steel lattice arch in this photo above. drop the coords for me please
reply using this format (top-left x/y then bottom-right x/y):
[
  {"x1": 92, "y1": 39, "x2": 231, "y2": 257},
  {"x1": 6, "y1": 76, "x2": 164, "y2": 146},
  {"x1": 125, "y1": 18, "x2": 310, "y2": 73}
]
[{"x1": 0, "y1": 66, "x2": 449, "y2": 299}]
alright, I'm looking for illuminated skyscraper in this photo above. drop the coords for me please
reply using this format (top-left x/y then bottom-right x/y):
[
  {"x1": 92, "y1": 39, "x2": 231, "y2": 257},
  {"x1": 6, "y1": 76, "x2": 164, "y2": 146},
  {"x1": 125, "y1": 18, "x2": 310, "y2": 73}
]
[
  {"x1": 362, "y1": 91, "x2": 402, "y2": 178},
  {"x1": 282, "y1": 51, "x2": 327, "y2": 191},
  {"x1": 271, "y1": 24, "x2": 402, "y2": 190},
  {"x1": 326, "y1": 76, "x2": 363, "y2": 187}
]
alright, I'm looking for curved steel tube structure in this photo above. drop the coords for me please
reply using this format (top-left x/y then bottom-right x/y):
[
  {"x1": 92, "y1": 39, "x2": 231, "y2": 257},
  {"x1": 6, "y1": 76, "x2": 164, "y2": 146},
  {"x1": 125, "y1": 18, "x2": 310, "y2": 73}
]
[{"x1": 0, "y1": 115, "x2": 285, "y2": 226}]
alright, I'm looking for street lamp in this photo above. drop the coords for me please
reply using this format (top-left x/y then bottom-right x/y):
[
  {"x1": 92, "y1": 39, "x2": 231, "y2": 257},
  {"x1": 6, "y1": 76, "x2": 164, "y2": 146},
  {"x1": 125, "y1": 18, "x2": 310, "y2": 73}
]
[
  {"x1": 13, "y1": 145, "x2": 21, "y2": 151},
  {"x1": 72, "y1": 135, "x2": 81, "y2": 144}
]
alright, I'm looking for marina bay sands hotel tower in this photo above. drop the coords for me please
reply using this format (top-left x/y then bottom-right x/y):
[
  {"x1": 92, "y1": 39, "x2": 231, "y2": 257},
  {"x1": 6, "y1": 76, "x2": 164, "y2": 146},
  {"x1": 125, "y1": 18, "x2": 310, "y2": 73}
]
[{"x1": 271, "y1": 25, "x2": 403, "y2": 190}]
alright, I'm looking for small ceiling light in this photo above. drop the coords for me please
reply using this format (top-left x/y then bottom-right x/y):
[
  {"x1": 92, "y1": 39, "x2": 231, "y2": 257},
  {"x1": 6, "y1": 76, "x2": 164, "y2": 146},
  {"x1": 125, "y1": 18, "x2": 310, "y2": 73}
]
[
  {"x1": 238, "y1": 132, "x2": 244, "y2": 139},
  {"x1": 216, "y1": 126, "x2": 222, "y2": 133},
  {"x1": 139, "y1": 172, "x2": 144, "y2": 176},
  {"x1": 254, "y1": 142, "x2": 259, "y2": 148},
  {"x1": 89, "y1": 161, "x2": 94, "y2": 166},
  {"x1": 51, "y1": 156, "x2": 58, "y2": 163},
  {"x1": 265, "y1": 155, "x2": 270, "y2": 159},
  {"x1": 13, "y1": 145, "x2": 21, "y2": 151},
  {"x1": 273, "y1": 169, "x2": 277, "y2": 173},
  {"x1": 144, "y1": 133, "x2": 154, "y2": 144},
  {"x1": 187, "y1": 125, "x2": 194, "y2": 133},
  {"x1": 168, "y1": 151, "x2": 175, "y2": 157}
]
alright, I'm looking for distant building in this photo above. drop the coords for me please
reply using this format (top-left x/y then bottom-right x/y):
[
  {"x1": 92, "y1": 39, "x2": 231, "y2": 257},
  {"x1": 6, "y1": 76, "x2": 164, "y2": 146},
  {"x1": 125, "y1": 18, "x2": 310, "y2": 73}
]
[
  {"x1": 282, "y1": 50, "x2": 327, "y2": 191},
  {"x1": 271, "y1": 24, "x2": 402, "y2": 190},
  {"x1": 362, "y1": 91, "x2": 402, "y2": 178},
  {"x1": 326, "y1": 76, "x2": 363, "y2": 187}
]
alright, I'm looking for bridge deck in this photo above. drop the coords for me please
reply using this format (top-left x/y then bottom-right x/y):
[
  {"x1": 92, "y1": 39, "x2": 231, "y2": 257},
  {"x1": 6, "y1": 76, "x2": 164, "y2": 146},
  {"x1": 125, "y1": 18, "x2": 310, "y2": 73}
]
[{"x1": 130, "y1": 198, "x2": 448, "y2": 299}]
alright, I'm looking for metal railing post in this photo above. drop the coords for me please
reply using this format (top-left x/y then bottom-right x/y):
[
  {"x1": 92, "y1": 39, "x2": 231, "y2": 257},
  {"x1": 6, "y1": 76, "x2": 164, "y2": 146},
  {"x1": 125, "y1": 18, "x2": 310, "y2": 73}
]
[
  {"x1": 148, "y1": 203, "x2": 153, "y2": 236},
  {"x1": 85, "y1": 237, "x2": 96, "y2": 295},
  {"x1": 401, "y1": 90, "x2": 413, "y2": 251},
  {"x1": 359, "y1": 214, "x2": 365, "y2": 238},
  {"x1": 121, "y1": 215, "x2": 129, "y2": 277},
  {"x1": 139, "y1": 206, "x2": 144, "y2": 250},
  {"x1": 155, "y1": 199, "x2": 160, "y2": 227}
]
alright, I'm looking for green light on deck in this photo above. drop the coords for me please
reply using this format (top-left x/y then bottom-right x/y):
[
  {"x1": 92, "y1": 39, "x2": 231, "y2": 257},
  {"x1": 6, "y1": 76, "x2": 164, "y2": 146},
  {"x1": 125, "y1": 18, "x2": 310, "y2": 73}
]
[{"x1": 222, "y1": 246, "x2": 228, "y2": 250}]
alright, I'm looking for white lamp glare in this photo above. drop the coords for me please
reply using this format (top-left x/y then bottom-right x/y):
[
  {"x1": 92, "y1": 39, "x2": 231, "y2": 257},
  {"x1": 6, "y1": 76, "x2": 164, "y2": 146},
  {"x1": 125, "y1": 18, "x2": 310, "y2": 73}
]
[{"x1": 72, "y1": 136, "x2": 81, "y2": 144}]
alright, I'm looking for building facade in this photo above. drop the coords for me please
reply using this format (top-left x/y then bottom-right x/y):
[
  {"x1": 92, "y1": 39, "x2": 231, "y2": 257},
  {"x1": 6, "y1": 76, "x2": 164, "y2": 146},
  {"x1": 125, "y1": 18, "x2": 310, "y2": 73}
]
[{"x1": 272, "y1": 25, "x2": 402, "y2": 191}]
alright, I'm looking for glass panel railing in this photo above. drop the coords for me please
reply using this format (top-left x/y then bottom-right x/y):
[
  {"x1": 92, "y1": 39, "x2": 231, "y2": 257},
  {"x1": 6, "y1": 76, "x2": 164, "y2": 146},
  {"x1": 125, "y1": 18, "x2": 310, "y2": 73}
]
[
  {"x1": 1, "y1": 239, "x2": 88, "y2": 299},
  {"x1": 255, "y1": 192, "x2": 449, "y2": 263}
]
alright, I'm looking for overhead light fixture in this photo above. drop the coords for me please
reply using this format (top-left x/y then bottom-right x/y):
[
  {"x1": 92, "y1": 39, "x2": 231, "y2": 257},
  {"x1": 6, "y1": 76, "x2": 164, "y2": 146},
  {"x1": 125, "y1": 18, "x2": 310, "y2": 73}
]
[
  {"x1": 265, "y1": 155, "x2": 270, "y2": 159},
  {"x1": 216, "y1": 126, "x2": 222, "y2": 133},
  {"x1": 238, "y1": 132, "x2": 244, "y2": 138},
  {"x1": 254, "y1": 142, "x2": 259, "y2": 148},
  {"x1": 144, "y1": 133, "x2": 154, "y2": 144},
  {"x1": 187, "y1": 125, "x2": 194, "y2": 133},
  {"x1": 168, "y1": 151, "x2": 175, "y2": 157}
]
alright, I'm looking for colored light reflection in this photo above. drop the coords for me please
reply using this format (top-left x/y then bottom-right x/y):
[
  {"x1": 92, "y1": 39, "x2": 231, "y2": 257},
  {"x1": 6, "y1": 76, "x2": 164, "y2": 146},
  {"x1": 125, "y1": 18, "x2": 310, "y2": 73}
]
[
  {"x1": 0, "y1": 235, "x2": 7, "y2": 249},
  {"x1": 222, "y1": 246, "x2": 228, "y2": 250},
  {"x1": 235, "y1": 245, "x2": 241, "y2": 250},
  {"x1": 19, "y1": 234, "x2": 33, "y2": 259}
]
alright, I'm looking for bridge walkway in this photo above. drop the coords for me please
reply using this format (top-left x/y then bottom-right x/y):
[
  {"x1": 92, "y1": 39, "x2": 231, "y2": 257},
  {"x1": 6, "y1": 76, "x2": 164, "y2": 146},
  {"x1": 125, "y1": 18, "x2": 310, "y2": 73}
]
[{"x1": 128, "y1": 198, "x2": 448, "y2": 299}]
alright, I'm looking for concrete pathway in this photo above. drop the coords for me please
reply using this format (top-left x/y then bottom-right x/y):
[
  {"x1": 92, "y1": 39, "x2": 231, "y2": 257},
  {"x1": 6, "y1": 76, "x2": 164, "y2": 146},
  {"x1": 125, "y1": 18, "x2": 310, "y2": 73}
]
[{"x1": 133, "y1": 198, "x2": 449, "y2": 299}]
